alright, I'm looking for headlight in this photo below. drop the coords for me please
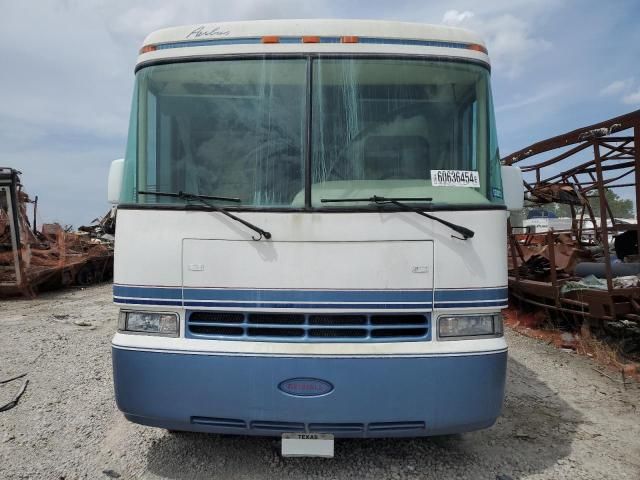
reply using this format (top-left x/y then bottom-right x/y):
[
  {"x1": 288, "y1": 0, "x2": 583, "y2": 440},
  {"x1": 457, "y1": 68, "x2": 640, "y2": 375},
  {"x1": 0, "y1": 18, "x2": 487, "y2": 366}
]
[
  {"x1": 118, "y1": 311, "x2": 179, "y2": 336},
  {"x1": 438, "y1": 314, "x2": 503, "y2": 339}
]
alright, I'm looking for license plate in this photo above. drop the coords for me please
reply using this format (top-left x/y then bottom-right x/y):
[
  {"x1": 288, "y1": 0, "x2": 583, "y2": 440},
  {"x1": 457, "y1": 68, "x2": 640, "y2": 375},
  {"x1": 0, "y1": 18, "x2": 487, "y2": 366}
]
[{"x1": 281, "y1": 433, "x2": 334, "y2": 458}]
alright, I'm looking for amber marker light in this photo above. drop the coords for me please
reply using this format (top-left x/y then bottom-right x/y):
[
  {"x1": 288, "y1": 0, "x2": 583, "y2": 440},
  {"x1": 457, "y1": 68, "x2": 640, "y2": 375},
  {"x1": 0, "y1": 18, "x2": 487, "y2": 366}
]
[
  {"x1": 302, "y1": 36, "x2": 321, "y2": 43},
  {"x1": 468, "y1": 43, "x2": 488, "y2": 54},
  {"x1": 139, "y1": 45, "x2": 157, "y2": 54},
  {"x1": 261, "y1": 36, "x2": 280, "y2": 44},
  {"x1": 341, "y1": 36, "x2": 359, "y2": 43}
]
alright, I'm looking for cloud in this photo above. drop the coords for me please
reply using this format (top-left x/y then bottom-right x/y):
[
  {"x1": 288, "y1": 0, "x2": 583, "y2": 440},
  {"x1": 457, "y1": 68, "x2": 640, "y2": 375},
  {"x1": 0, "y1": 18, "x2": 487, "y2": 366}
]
[
  {"x1": 601, "y1": 79, "x2": 634, "y2": 96},
  {"x1": 0, "y1": 0, "x2": 635, "y2": 227},
  {"x1": 599, "y1": 78, "x2": 640, "y2": 105},
  {"x1": 496, "y1": 83, "x2": 568, "y2": 112},
  {"x1": 441, "y1": 10, "x2": 474, "y2": 26},
  {"x1": 110, "y1": 5, "x2": 183, "y2": 37},
  {"x1": 439, "y1": 10, "x2": 551, "y2": 78},
  {"x1": 623, "y1": 89, "x2": 640, "y2": 105}
]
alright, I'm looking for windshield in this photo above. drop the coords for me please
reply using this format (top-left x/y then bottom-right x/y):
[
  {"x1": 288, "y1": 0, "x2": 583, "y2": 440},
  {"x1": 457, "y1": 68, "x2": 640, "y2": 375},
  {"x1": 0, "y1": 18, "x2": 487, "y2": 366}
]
[{"x1": 120, "y1": 57, "x2": 502, "y2": 209}]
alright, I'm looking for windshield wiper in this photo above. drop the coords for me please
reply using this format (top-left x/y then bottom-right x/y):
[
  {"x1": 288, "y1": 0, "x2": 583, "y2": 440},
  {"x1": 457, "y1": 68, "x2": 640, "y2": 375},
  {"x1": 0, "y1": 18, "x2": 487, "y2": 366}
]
[
  {"x1": 138, "y1": 190, "x2": 272, "y2": 241},
  {"x1": 321, "y1": 195, "x2": 474, "y2": 240}
]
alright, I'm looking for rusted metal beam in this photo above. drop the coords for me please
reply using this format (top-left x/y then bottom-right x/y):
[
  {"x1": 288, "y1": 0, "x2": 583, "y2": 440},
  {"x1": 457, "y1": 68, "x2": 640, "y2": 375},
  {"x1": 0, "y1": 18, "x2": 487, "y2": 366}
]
[
  {"x1": 593, "y1": 142, "x2": 614, "y2": 293},
  {"x1": 634, "y1": 122, "x2": 640, "y2": 252},
  {"x1": 504, "y1": 109, "x2": 640, "y2": 165}
]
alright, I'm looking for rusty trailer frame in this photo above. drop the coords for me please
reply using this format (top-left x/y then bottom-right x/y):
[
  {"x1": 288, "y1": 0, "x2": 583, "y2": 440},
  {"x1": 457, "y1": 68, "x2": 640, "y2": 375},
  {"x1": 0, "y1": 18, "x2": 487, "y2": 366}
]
[
  {"x1": 0, "y1": 167, "x2": 114, "y2": 298},
  {"x1": 504, "y1": 110, "x2": 640, "y2": 323}
]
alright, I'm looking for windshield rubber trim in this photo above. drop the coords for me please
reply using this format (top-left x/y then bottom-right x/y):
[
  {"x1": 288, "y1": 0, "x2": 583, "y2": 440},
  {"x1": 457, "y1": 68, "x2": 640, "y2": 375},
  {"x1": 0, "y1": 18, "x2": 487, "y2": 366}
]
[
  {"x1": 116, "y1": 203, "x2": 507, "y2": 213},
  {"x1": 131, "y1": 54, "x2": 497, "y2": 211},
  {"x1": 134, "y1": 53, "x2": 491, "y2": 74}
]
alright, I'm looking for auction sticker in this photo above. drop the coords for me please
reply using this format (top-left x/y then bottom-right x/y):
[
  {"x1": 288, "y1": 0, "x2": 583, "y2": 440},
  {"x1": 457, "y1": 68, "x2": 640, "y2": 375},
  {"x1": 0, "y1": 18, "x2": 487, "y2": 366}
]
[{"x1": 431, "y1": 170, "x2": 480, "y2": 187}]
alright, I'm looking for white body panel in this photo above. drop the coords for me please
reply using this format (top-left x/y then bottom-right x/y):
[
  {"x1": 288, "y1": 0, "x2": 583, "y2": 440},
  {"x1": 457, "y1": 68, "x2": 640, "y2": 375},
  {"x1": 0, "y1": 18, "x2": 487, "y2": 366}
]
[
  {"x1": 114, "y1": 209, "x2": 508, "y2": 355},
  {"x1": 137, "y1": 19, "x2": 489, "y2": 67},
  {"x1": 115, "y1": 209, "x2": 507, "y2": 290},
  {"x1": 183, "y1": 239, "x2": 433, "y2": 291},
  {"x1": 114, "y1": 19, "x2": 506, "y2": 357}
]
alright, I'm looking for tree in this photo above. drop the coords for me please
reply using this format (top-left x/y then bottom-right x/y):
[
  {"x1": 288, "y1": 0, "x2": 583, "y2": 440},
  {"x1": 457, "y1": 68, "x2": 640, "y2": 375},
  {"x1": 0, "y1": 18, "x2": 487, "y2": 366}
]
[{"x1": 589, "y1": 189, "x2": 634, "y2": 219}]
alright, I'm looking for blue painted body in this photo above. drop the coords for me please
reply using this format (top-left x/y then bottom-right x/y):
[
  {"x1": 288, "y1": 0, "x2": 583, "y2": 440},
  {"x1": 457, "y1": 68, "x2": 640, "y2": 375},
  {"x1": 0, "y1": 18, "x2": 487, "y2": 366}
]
[
  {"x1": 113, "y1": 285, "x2": 509, "y2": 310},
  {"x1": 112, "y1": 347, "x2": 507, "y2": 437}
]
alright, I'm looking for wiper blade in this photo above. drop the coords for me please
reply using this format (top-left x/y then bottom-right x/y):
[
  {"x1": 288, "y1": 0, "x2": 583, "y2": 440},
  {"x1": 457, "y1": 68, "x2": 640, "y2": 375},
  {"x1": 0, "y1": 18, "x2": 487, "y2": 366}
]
[
  {"x1": 321, "y1": 195, "x2": 474, "y2": 240},
  {"x1": 321, "y1": 196, "x2": 433, "y2": 203},
  {"x1": 139, "y1": 190, "x2": 240, "y2": 203},
  {"x1": 138, "y1": 190, "x2": 272, "y2": 241}
]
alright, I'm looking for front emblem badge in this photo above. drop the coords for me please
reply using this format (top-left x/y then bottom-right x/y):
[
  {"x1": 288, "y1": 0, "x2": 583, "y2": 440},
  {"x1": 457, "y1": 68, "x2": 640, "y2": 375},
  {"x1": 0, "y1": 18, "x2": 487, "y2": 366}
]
[{"x1": 278, "y1": 378, "x2": 334, "y2": 397}]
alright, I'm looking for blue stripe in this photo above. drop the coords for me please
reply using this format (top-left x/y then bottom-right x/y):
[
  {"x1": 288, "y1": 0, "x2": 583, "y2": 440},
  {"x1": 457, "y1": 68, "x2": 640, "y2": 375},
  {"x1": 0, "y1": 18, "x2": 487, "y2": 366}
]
[
  {"x1": 152, "y1": 36, "x2": 483, "y2": 52},
  {"x1": 115, "y1": 298, "x2": 182, "y2": 306},
  {"x1": 436, "y1": 301, "x2": 507, "y2": 309},
  {"x1": 434, "y1": 288, "x2": 507, "y2": 301},
  {"x1": 113, "y1": 285, "x2": 182, "y2": 299},
  {"x1": 183, "y1": 302, "x2": 433, "y2": 310},
  {"x1": 113, "y1": 285, "x2": 507, "y2": 309},
  {"x1": 184, "y1": 288, "x2": 433, "y2": 302}
]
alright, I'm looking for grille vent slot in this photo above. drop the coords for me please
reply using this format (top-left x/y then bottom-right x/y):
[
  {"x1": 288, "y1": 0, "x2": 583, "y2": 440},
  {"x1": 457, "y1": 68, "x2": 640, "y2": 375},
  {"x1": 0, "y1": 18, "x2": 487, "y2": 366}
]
[
  {"x1": 191, "y1": 417, "x2": 247, "y2": 429},
  {"x1": 189, "y1": 417, "x2": 426, "y2": 434},
  {"x1": 187, "y1": 311, "x2": 430, "y2": 342},
  {"x1": 250, "y1": 421, "x2": 305, "y2": 432},
  {"x1": 189, "y1": 312, "x2": 244, "y2": 324}
]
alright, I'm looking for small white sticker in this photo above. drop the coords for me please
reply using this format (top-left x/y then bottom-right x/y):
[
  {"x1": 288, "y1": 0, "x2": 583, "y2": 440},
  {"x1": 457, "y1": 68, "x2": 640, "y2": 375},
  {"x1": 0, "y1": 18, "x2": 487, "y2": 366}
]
[
  {"x1": 188, "y1": 264, "x2": 205, "y2": 271},
  {"x1": 431, "y1": 170, "x2": 480, "y2": 188}
]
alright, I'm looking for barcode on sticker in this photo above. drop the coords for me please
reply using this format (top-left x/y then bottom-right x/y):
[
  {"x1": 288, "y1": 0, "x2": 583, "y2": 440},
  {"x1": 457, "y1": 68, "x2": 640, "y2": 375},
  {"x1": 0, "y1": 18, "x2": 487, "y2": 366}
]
[{"x1": 431, "y1": 170, "x2": 480, "y2": 188}]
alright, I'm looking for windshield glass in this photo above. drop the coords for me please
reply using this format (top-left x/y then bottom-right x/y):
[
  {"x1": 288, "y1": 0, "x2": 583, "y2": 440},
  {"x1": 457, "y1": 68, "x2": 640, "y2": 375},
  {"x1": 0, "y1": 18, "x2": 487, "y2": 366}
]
[
  {"x1": 127, "y1": 59, "x2": 307, "y2": 207},
  {"x1": 309, "y1": 58, "x2": 501, "y2": 206},
  {"x1": 121, "y1": 57, "x2": 502, "y2": 208}
]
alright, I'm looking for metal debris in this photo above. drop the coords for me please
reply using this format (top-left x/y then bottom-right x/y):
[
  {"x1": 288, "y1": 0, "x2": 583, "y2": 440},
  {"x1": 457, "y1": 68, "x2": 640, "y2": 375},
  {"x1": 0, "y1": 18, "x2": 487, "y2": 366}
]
[
  {"x1": 0, "y1": 167, "x2": 114, "y2": 298},
  {"x1": 504, "y1": 110, "x2": 640, "y2": 356},
  {"x1": 0, "y1": 373, "x2": 27, "y2": 385},
  {"x1": 0, "y1": 377, "x2": 29, "y2": 413}
]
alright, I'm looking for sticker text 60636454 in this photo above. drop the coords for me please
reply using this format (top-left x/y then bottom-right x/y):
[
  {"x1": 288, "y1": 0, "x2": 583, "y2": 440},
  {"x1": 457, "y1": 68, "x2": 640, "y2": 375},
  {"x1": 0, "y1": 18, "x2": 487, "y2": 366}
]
[{"x1": 430, "y1": 170, "x2": 480, "y2": 188}]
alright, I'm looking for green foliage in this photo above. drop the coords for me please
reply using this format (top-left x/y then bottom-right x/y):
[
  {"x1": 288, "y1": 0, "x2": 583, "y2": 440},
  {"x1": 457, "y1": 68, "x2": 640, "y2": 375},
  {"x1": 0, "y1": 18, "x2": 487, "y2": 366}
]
[{"x1": 589, "y1": 189, "x2": 634, "y2": 218}]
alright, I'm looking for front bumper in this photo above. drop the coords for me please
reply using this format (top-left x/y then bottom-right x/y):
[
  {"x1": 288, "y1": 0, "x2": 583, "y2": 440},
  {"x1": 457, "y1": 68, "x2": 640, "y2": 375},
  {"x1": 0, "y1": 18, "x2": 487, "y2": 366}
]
[{"x1": 112, "y1": 347, "x2": 507, "y2": 438}]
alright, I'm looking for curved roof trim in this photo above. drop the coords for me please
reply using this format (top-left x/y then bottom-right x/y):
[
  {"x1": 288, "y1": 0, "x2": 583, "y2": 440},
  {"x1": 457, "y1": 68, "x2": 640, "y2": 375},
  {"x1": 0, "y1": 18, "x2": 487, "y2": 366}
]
[{"x1": 143, "y1": 19, "x2": 486, "y2": 47}]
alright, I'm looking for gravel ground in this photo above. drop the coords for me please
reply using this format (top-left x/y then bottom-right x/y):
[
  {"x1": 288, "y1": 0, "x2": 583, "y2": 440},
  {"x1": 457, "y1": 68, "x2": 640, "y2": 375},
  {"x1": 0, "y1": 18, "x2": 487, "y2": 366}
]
[{"x1": 0, "y1": 283, "x2": 639, "y2": 480}]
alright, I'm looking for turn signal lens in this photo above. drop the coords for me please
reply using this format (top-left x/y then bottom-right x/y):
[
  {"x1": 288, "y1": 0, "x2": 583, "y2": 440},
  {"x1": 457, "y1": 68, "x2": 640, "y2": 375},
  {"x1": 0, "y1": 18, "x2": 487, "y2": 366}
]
[
  {"x1": 341, "y1": 36, "x2": 359, "y2": 43},
  {"x1": 468, "y1": 43, "x2": 488, "y2": 54},
  {"x1": 139, "y1": 44, "x2": 157, "y2": 54},
  {"x1": 261, "y1": 36, "x2": 280, "y2": 44}
]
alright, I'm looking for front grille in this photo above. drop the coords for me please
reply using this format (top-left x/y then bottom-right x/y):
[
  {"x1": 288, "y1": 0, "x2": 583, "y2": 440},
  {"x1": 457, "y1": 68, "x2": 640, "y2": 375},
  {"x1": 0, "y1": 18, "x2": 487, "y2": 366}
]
[
  {"x1": 191, "y1": 417, "x2": 247, "y2": 429},
  {"x1": 187, "y1": 311, "x2": 430, "y2": 342},
  {"x1": 189, "y1": 417, "x2": 425, "y2": 433},
  {"x1": 250, "y1": 421, "x2": 305, "y2": 432},
  {"x1": 308, "y1": 423, "x2": 365, "y2": 433},
  {"x1": 368, "y1": 421, "x2": 426, "y2": 432},
  {"x1": 190, "y1": 311, "x2": 244, "y2": 323},
  {"x1": 249, "y1": 313, "x2": 304, "y2": 325}
]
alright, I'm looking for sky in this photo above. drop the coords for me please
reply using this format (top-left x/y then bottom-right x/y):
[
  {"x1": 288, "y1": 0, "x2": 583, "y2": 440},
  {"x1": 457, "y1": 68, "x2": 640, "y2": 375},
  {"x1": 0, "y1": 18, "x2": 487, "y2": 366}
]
[{"x1": 2, "y1": 0, "x2": 640, "y2": 227}]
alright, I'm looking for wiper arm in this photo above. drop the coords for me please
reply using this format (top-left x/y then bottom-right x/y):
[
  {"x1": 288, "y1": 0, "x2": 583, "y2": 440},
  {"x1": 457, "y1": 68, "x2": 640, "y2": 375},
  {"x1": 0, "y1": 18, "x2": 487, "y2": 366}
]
[
  {"x1": 321, "y1": 195, "x2": 474, "y2": 240},
  {"x1": 138, "y1": 190, "x2": 272, "y2": 241}
]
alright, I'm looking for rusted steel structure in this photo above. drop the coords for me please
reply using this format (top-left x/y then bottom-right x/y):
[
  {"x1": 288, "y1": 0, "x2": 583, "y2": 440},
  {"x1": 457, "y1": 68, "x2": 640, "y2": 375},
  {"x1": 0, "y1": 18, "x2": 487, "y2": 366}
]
[
  {"x1": 0, "y1": 168, "x2": 114, "y2": 298},
  {"x1": 504, "y1": 110, "x2": 640, "y2": 328}
]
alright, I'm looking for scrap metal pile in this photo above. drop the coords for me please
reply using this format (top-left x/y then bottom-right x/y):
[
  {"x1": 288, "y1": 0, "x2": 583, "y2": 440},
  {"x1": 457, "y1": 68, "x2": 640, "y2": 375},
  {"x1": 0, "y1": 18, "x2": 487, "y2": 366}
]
[
  {"x1": 504, "y1": 110, "x2": 640, "y2": 355},
  {"x1": 0, "y1": 168, "x2": 114, "y2": 298}
]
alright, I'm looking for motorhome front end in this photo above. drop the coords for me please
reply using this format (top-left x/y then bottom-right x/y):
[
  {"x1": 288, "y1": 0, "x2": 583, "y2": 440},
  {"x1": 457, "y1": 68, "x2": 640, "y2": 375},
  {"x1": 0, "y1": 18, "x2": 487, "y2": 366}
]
[{"x1": 109, "y1": 20, "x2": 523, "y2": 443}]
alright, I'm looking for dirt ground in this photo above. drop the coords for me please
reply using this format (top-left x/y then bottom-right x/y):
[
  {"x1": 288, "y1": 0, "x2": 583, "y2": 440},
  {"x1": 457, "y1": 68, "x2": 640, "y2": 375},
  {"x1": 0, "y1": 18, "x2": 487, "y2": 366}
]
[{"x1": 0, "y1": 284, "x2": 639, "y2": 480}]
